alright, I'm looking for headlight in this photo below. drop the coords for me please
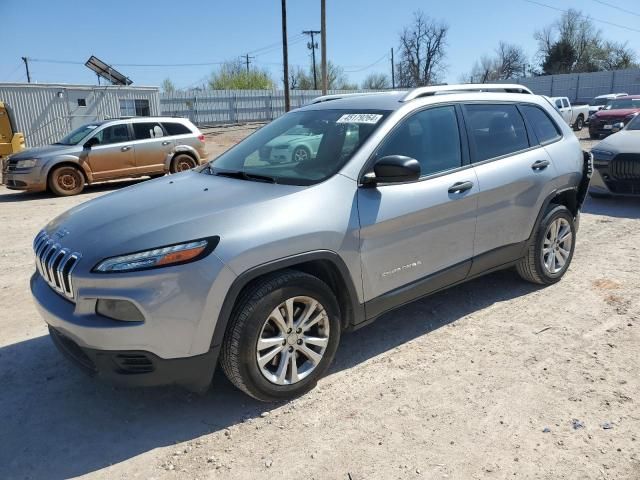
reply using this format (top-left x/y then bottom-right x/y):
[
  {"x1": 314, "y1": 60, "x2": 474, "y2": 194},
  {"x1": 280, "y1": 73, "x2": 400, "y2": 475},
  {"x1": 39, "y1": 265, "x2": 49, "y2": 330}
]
[
  {"x1": 93, "y1": 237, "x2": 218, "y2": 273},
  {"x1": 16, "y1": 159, "x2": 37, "y2": 169},
  {"x1": 591, "y1": 149, "x2": 615, "y2": 159}
]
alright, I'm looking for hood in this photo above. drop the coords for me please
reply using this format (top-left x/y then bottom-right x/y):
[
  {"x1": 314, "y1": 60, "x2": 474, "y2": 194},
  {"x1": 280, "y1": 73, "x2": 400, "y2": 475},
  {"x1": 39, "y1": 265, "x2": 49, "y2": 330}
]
[
  {"x1": 265, "y1": 135, "x2": 309, "y2": 147},
  {"x1": 43, "y1": 170, "x2": 305, "y2": 266},
  {"x1": 594, "y1": 130, "x2": 640, "y2": 154},
  {"x1": 10, "y1": 144, "x2": 78, "y2": 160},
  {"x1": 593, "y1": 109, "x2": 640, "y2": 120}
]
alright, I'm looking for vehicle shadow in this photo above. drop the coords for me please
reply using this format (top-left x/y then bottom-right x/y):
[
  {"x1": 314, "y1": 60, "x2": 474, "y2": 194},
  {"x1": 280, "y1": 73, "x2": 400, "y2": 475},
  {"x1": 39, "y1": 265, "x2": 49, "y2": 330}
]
[
  {"x1": 0, "y1": 270, "x2": 538, "y2": 480},
  {"x1": 0, "y1": 178, "x2": 151, "y2": 203},
  {"x1": 582, "y1": 195, "x2": 640, "y2": 219}
]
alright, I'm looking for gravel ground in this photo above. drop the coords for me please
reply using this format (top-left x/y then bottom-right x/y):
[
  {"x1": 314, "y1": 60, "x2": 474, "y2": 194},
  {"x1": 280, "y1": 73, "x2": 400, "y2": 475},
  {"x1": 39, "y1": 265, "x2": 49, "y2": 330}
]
[{"x1": 0, "y1": 126, "x2": 639, "y2": 480}]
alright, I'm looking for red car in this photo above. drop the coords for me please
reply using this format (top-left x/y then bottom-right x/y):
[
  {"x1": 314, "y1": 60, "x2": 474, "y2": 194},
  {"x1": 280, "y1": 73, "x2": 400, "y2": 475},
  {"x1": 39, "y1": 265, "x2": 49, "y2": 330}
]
[{"x1": 589, "y1": 95, "x2": 640, "y2": 139}]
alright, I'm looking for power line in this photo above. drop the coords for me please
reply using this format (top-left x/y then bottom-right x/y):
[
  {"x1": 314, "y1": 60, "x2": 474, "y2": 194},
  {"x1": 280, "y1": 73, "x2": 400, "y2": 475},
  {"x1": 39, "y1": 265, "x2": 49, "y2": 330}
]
[
  {"x1": 343, "y1": 53, "x2": 389, "y2": 73},
  {"x1": 591, "y1": 0, "x2": 640, "y2": 18},
  {"x1": 523, "y1": 0, "x2": 640, "y2": 33}
]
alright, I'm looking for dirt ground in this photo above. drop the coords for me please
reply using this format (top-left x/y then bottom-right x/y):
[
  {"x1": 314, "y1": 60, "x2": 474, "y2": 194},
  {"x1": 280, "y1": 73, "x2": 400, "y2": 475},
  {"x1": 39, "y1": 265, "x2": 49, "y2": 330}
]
[{"x1": 0, "y1": 126, "x2": 639, "y2": 480}]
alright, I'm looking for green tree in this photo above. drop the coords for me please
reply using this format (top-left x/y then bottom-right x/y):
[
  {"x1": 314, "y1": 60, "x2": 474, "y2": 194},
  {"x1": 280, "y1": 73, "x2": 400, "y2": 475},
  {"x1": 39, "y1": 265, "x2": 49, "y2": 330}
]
[
  {"x1": 162, "y1": 78, "x2": 176, "y2": 93},
  {"x1": 542, "y1": 39, "x2": 577, "y2": 75},
  {"x1": 291, "y1": 62, "x2": 356, "y2": 90},
  {"x1": 209, "y1": 61, "x2": 275, "y2": 90}
]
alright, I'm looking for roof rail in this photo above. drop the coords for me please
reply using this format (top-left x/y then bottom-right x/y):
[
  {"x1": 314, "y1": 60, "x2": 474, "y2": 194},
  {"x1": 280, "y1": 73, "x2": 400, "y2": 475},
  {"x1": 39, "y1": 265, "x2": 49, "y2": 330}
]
[
  {"x1": 401, "y1": 83, "x2": 533, "y2": 102},
  {"x1": 308, "y1": 92, "x2": 390, "y2": 105}
]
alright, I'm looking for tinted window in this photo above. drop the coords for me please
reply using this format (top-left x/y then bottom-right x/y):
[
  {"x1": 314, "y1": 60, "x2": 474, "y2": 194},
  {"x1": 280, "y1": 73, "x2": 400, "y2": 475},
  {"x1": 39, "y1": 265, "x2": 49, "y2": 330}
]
[
  {"x1": 377, "y1": 106, "x2": 462, "y2": 177},
  {"x1": 92, "y1": 124, "x2": 130, "y2": 145},
  {"x1": 562, "y1": 98, "x2": 569, "y2": 108},
  {"x1": 520, "y1": 105, "x2": 561, "y2": 144},
  {"x1": 162, "y1": 122, "x2": 192, "y2": 135},
  {"x1": 465, "y1": 104, "x2": 529, "y2": 162},
  {"x1": 133, "y1": 122, "x2": 164, "y2": 140},
  {"x1": 555, "y1": 99, "x2": 563, "y2": 109}
]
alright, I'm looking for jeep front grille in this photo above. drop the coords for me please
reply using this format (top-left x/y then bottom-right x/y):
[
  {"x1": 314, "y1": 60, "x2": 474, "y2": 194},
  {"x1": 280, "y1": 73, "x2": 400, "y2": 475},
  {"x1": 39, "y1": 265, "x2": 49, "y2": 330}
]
[{"x1": 33, "y1": 231, "x2": 81, "y2": 300}]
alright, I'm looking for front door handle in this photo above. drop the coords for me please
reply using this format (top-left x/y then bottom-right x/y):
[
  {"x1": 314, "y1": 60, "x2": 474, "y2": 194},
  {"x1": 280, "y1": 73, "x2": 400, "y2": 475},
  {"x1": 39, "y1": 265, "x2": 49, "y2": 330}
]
[
  {"x1": 121, "y1": 145, "x2": 132, "y2": 152},
  {"x1": 531, "y1": 159, "x2": 550, "y2": 170},
  {"x1": 448, "y1": 181, "x2": 474, "y2": 194},
  {"x1": 161, "y1": 141, "x2": 171, "y2": 146}
]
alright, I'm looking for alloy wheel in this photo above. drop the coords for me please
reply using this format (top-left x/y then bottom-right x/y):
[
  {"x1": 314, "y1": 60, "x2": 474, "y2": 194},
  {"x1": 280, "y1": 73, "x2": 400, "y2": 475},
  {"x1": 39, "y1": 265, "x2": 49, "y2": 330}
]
[
  {"x1": 256, "y1": 296, "x2": 330, "y2": 385},
  {"x1": 542, "y1": 217, "x2": 573, "y2": 274}
]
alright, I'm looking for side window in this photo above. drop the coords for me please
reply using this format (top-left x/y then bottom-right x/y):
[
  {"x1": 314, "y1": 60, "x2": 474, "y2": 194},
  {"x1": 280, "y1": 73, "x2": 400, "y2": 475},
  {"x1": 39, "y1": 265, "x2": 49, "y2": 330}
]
[
  {"x1": 562, "y1": 98, "x2": 569, "y2": 108},
  {"x1": 92, "y1": 124, "x2": 130, "y2": 145},
  {"x1": 162, "y1": 122, "x2": 192, "y2": 136},
  {"x1": 555, "y1": 99, "x2": 562, "y2": 109},
  {"x1": 377, "y1": 106, "x2": 462, "y2": 177},
  {"x1": 133, "y1": 122, "x2": 164, "y2": 140},
  {"x1": 519, "y1": 105, "x2": 561, "y2": 144},
  {"x1": 464, "y1": 104, "x2": 529, "y2": 162}
]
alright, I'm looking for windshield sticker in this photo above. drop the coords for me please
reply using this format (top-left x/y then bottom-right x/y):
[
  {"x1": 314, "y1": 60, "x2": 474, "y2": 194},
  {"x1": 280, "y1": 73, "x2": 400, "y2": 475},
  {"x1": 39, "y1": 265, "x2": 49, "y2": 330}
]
[{"x1": 336, "y1": 113, "x2": 383, "y2": 124}]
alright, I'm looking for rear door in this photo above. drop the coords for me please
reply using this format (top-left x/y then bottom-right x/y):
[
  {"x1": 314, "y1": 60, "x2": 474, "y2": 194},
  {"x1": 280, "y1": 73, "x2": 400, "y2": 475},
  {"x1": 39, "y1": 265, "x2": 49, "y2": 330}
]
[
  {"x1": 357, "y1": 105, "x2": 479, "y2": 312},
  {"x1": 132, "y1": 121, "x2": 173, "y2": 173},
  {"x1": 464, "y1": 103, "x2": 559, "y2": 274},
  {"x1": 82, "y1": 123, "x2": 135, "y2": 180}
]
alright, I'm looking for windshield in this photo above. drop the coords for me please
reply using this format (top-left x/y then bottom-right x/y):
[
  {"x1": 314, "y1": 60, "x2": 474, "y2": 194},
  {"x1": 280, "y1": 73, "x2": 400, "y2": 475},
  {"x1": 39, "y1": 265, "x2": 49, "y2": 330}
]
[
  {"x1": 208, "y1": 109, "x2": 389, "y2": 185},
  {"x1": 605, "y1": 98, "x2": 640, "y2": 110},
  {"x1": 592, "y1": 98, "x2": 609, "y2": 106},
  {"x1": 627, "y1": 115, "x2": 640, "y2": 130},
  {"x1": 55, "y1": 124, "x2": 101, "y2": 145}
]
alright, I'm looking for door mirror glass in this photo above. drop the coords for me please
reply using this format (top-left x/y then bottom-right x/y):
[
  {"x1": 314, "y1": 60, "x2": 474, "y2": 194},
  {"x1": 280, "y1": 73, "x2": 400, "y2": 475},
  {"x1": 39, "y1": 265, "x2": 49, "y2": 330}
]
[
  {"x1": 83, "y1": 137, "x2": 100, "y2": 149},
  {"x1": 366, "y1": 155, "x2": 421, "y2": 184}
]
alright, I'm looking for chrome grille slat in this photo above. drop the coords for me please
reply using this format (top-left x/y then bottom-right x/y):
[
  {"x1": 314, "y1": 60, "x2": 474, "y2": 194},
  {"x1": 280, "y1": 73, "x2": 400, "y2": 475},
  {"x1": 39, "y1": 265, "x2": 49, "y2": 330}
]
[{"x1": 32, "y1": 231, "x2": 81, "y2": 301}]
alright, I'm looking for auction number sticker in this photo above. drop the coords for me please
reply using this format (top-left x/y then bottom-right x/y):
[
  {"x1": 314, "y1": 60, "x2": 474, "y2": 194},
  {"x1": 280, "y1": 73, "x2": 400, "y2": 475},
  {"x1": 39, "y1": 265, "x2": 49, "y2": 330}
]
[{"x1": 336, "y1": 113, "x2": 383, "y2": 124}]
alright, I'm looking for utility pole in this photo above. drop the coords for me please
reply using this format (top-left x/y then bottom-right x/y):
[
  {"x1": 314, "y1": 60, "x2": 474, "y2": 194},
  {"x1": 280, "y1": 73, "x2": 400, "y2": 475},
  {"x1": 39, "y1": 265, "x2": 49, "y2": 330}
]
[
  {"x1": 21, "y1": 56, "x2": 31, "y2": 83},
  {"x1": 320, "y1": 0, "x2": 327, "y2": 94},
  {"x1": 390, "y1": 48, "x2": 395, "y2": 89},
  {"x1": 302, "y1": 30, "x2": 321, "y2": 89},
  {"x1": 281, "y1": 0, "x2": 290, "y2": 112},
  {"x1": 242, "y1": 54, "x2": 255, "y2": 74}
]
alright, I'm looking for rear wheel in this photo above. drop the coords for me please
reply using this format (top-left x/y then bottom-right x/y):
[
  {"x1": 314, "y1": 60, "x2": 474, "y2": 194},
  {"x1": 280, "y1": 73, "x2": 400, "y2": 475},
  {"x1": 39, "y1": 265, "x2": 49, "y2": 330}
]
[
  {"x1": 221, "y1": 270, "x2": 341, "y2": 402},
  {"x1": 48, "y1": 165, "x2": 84, "y2": 196},
  {"x1": 516, "y1": 205, "x2": 576, "y2": 285},
  {"x1": 170, "y1": 154, "x2": 197, "y2": 173},
  {"x1": 292, "y1": 145, "x2": 311, "y2": 163},
  {"x1": 573, "y1": 115, "x2": 584, "y2": 131}
]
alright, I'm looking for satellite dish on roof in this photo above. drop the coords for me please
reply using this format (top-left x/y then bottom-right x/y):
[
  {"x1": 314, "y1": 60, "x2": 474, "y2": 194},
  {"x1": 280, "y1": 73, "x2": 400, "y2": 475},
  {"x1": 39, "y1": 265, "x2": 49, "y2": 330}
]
[{"x1": 85, "y1": 56, "x2": 132, "y2": 86}]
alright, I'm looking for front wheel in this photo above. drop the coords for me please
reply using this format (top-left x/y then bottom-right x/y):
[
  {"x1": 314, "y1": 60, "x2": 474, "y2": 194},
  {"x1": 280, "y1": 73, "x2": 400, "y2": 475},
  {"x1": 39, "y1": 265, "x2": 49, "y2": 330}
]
[
  {"x1": 220, "y1": 270, "x2": 341, "y2": 402},
  {"x1": 170, "y1": 154, "x2": 197, "y2": 173},
  {"x1": 291, "y1": 145, "x2": 311, "y2": 163},
  {"x1": 48, "y1": 165, "x2": 85, "y2": 196},
  {"x1": 516, "y1": 205, "x2": 576, "y2": 285}
]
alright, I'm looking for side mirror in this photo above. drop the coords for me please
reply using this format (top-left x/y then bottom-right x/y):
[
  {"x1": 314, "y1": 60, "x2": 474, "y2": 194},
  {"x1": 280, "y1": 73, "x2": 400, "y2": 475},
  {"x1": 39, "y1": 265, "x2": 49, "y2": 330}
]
[
  {"x1": 363, "y1": 155, "x2": 421, "y2": 185},
  {"x1": 83, "y1": 137, "x2": 99, "y2": 149}
]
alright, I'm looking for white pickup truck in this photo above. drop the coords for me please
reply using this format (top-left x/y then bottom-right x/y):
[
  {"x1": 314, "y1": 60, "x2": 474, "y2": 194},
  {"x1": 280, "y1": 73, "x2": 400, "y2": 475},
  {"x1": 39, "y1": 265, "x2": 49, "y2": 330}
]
[{"x1": 548, "y1": 96, "x2": 590, "y2": 131}]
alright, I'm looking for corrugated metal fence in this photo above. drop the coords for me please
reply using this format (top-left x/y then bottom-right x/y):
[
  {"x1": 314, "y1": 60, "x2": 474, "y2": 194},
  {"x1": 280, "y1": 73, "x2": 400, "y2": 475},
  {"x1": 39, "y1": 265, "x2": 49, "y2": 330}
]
[
  {"x1": 506, "y1": 68, "x2": 640, "y2": 103},
  {"x1": 160, "y1": 89, "x2": 381, "y2": 126}
]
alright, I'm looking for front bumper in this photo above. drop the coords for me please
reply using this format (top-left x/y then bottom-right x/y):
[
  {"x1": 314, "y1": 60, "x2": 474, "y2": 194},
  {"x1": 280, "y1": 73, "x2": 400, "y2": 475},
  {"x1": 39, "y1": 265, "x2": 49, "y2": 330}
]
[
  {"x1": 590, "y1": 153, "x2": 640, "y2": 196},
  {"x1": 48, "y1": 326, "x2": 218, "y2": 391},
  {"x1": 2, "y1": 167, "x2": 47, "y2": 192}
]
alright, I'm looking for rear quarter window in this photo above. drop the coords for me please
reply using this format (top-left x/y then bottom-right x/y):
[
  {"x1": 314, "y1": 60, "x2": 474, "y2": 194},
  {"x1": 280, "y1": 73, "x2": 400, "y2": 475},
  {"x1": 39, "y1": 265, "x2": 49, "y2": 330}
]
[
  {"x1": 519, "y1": 105, "x2": 562, "y2": 144},
  {"x1": 162, "y1": 122, "x2": 192, "y2": 136}
]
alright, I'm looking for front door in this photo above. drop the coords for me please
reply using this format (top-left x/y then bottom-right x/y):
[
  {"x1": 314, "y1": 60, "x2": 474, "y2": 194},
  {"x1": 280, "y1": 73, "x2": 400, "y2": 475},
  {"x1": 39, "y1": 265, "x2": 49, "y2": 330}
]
[
  {"x1": 131, "y1": 121, "x2": 174, "y2": 174},
  {"x1": 82, "y1": 123, "x2": 135, "y2": 180},
  {"x1": 357, "y1": 105, "x2": 478, "y2": 315}
]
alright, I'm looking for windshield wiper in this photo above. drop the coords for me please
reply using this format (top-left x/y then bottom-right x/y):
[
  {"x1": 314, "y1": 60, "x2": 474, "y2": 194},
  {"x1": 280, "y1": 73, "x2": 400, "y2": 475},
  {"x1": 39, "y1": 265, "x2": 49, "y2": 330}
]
[{"x1": 211, "y1": 168, "x2": 277, "y2": 184}]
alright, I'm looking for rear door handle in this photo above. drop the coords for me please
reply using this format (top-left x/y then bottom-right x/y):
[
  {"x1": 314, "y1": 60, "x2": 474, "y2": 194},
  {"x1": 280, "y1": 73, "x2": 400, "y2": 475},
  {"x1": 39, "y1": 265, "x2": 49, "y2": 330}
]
[
  {"x1": 121, "y1": 145, "x2": 132, "y2": 152},
  {"x1": 161, "y1": 141, "x2": 172, "y2": 146},
  {"x1": 448, "y1": 181, "x2": 474, "y2": 194},
  {"x1": 531, "y1": 159, "x2": 550, "y2": 170}
]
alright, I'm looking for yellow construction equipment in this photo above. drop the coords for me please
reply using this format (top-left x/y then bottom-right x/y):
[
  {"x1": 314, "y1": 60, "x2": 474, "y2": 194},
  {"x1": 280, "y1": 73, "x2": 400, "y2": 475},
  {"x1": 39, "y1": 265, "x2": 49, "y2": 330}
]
[{"x1": 0, "y1": 101, "x2": 25, "y2": 159}]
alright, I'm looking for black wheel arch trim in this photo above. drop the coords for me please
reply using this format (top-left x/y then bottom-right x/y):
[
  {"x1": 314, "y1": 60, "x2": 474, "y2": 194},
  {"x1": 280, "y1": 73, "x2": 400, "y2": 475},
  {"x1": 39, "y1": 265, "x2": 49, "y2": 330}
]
[{"x1": 210, "y1": 250, "x2": 365, "y2": 350}]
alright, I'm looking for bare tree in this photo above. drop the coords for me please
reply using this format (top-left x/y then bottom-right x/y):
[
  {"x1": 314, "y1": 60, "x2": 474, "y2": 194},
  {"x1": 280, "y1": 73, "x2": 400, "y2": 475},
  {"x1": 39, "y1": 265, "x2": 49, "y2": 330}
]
[
  {"x1": 361, "y1": 72, "x2": 391, "y2": 90},
  {"x1": 161, "y1": 78, "x2": 176, "y2": 93},
  {"x1": 599, "y1": 41, "x2": 638, "y2": 71},
  {"x1": 396, "y1": 11, "x2": 448, "y2": 87},
  {"x1": 463, "y1": 42, "x2": 528, "y2": 83}
]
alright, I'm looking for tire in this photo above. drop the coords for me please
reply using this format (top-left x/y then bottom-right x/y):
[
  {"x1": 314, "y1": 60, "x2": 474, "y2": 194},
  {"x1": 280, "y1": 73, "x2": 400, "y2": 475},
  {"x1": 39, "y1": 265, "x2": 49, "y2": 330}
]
[
  {"x1": 48, "y1": 165, "x2": 85, "y2": 196},
  {"x1": 220, "y1": 270, "x2": 341, "y2": 402},
  {"x1": 573, "y1": 115, "x2": 584, "y2": 131},
  {"x1": 516, "y1": 205, "x2": 576, "y2": 285},
  {"x1": 291, "y1": 145, "x2": 311, "y2": 163},
  {"x1": 170, "y1": 154, "x2": 197, "y2": 173},
  {"x1": 589, "y1": 191, "x2": 611, "y2": 199}
]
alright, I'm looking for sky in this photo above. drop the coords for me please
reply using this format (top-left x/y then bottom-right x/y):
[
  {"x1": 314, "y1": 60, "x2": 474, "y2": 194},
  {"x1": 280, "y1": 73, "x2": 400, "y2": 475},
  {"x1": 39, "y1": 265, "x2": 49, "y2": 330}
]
[{"x1": 1, "y1": 0, "x2": 639, "y2": 90}]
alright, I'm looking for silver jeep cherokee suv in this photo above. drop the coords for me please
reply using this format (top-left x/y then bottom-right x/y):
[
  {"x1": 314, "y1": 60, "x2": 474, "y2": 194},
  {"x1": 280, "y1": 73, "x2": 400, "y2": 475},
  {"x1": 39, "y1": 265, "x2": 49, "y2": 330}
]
[{"x1": 31, "y1": 84, "x2": 592, "y2": 401}]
